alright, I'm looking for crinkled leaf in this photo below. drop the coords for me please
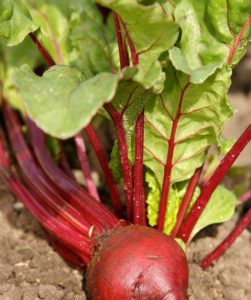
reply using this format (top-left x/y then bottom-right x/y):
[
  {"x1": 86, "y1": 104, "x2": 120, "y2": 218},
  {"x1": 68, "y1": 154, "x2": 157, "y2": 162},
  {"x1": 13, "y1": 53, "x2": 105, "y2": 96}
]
[
  {"x1": 146, "y1": 170, "x2": 200, "y2": 235},
  {"x1": 25, "y1": 0, "x2": 117, "y2": 74},
  {"x1": 169, "y1": 47, "x2": 223, "y2": 84},
  {"x1": 0, "y1": 0, "x2": 38, "y2": 46},
  {"x1": 146, "y1": 170, "x2": 180, "y2": 235},
  {"x1": 14, "y1": 64, "x2": 121, "y2": 139},
  {"x1": 174, "y1": 0, "x2": 251, "y2": 67},
  {"x1": 146, "y1": 170, "x2": 162, "y2": 226},
  {"x1": 69, "y1": 0, "x2": 117, "y2": 77},
  {"x1": 190, "y1": 185, "x2": 238, "y2": 240},
  {"x1": 144, "y1": 63, "x2": 233, "y2": 186},
  {"x1": 96, "y1": 0, "x2": 179, "y2": 90}
]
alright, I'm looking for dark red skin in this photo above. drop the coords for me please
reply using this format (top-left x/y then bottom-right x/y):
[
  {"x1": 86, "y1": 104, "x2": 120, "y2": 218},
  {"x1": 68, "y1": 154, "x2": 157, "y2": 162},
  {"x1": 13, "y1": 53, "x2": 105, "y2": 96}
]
[{"x1": 86, "y1": 224, "x2": 189, "y2": 300}]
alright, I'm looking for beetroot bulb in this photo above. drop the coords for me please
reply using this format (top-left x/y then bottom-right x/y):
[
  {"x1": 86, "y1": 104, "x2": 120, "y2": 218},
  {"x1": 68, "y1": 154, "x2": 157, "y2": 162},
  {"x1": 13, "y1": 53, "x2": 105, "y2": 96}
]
[{"x1": 86, "y1": 224, "x2": 189, "y2": 300}]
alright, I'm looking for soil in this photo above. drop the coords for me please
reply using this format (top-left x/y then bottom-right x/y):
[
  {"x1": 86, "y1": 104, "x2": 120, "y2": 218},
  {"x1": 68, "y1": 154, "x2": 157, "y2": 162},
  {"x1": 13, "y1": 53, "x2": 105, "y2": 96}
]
[
  {"x1": 0, "y1": 182, "x2": 86, "y2": 300},
  {"x1": 0, "y1": 51, "x2": 251, "y2": 300}
]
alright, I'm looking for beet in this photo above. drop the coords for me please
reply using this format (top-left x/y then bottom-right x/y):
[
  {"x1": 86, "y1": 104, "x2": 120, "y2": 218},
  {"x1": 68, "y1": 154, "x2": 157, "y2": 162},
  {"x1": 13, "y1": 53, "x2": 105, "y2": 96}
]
[{"x1": 86, "y1": 224, "x2": 189, "y2": 300}]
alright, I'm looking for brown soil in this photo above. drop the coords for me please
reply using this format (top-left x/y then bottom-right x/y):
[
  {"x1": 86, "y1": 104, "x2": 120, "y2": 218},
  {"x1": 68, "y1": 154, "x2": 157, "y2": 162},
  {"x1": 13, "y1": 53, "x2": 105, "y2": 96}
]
[{"x1": 0, "y1": 182, "x2": 86, "y2": 300}]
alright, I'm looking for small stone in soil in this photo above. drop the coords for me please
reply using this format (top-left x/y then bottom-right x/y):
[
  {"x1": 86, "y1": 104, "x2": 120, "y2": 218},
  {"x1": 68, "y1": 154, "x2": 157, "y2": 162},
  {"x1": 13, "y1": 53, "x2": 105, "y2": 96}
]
[{"x1": 37, "y1": 284, "x2": 65, "y2": 300}]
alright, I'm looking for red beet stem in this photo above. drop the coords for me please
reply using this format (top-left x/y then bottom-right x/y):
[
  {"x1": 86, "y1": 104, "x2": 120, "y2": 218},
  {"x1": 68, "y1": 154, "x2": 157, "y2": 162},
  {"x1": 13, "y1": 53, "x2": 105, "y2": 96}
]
[
  {"x1": 133, "y1": 111, "x2": 146, "y2": 225},
  {"x1": 25, "y1": 117, "x2": 118, "y2": 228},
  {"x1": 85, "y1": 124, "x2": 123, "y2": 217},
  {"x1": 58, "y1": 147, "x2": 75, "y2": 179},
  {"x1": 4, "y1": 104, "x2": 118, "y2": 233},
  {"x1": 74, "y1": 133, "x2": 100, "y2": 201},
  {"x1": 200, "y1": 207, "x2": 251, "y2": 269},
  {"x1": 239, "y1": 190, "x2": 251, "y2": 202},
  {"x1": 0, "y1": 145, "x2": 93, "y2": 259},
  {"x1": 29, "y1": 33, "x2": 55, "y2": 67},
  {"x1": 45, "y1": 231, "x2": 87, "y2": 268},
  {"x1": 119, "y1": 17, "x2": 139, "y2": 65},
  {"x1": 105, "y1": 103, "x2": 133, "y2": 221},
  {"x1": 177, "y1": 124, "x2": 251, "y2": 243},
  {"x1": 157, "y1": 82, "x2": 190, "y2": 231},
  {"x1": 3, "y1": 104, "x2": 95, "y2": 234},
  {"x1": 113, "y1": 13, "x2": 129, "y2": 69},
  {"x1": 8, "y1": 179, "x2": 93, "y2": 261},
  {"x1": 0, "y1": 130, "x2": 10, "y2": 169},
  {"x1": 171, "y1": 166, "x2": 203, "y2": 238}
]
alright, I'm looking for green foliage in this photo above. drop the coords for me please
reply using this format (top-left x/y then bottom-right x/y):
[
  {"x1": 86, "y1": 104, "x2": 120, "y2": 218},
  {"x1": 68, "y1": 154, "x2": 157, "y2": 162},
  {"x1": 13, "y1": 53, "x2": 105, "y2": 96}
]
[
  {"x1": 144, "y1": 63, "x2": 232, "y2": 186},
  {"x1": 1, "y1": 37, "x2": 42, "y2": 112},
  {"x1": 96, "y1": 0, "x2": 179, "y2": 91},
  {"x1": 146, "y1": 170, "x2": 200, "y2": 235},
  {"x1": 0, "y1": 0, "x2": 38, "y2": 46},
  {"x1": 190, "y1": 185, "x2": 238, "y2": 240},
  {"x1": 14, "y1": 65, "x2": 121, "y2": 138},
  {"x1": 109, "y1": 141, "x2": 122, "y2": 182},
  {"x1": 174, "y1": 0, "x2": 251, "y2": 67},
  {"x1": 146, "y1": 171, "x2": 180, "y2": 234},
  {"x1": 68, "y1": 0, "x2": 117, "y2": 77},
  {"x1": 1, "y1": 0, "x2": 250, "y2": 241},
  {"x1": 26, "y1": 0, "x2": 70, "y2": 64}
]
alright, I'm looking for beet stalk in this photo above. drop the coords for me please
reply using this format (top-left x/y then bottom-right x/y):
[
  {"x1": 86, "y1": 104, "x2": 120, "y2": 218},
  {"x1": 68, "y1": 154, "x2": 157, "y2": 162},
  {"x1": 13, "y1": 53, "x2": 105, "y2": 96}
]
[
  {"x1": 74, "y1": 132, "x2": 101, "y2": 201},
  {"x1": 177, "y1": 124, "x2": 251, "y2": 242}
]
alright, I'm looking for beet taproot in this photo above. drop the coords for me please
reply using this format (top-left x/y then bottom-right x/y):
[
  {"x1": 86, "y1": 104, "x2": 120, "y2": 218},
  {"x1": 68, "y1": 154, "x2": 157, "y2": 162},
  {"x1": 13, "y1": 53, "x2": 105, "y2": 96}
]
[{"x1": 86, "y1": 224, "x2": 189, "y2": 300}]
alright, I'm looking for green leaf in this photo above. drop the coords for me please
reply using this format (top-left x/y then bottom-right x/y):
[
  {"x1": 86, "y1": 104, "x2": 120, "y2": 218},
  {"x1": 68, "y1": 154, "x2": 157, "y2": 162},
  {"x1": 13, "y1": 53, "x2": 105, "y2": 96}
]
[
  {"x1": 146, "y1": 170, "x2": 180, "y2": 235},
  {"x1": 26, "y1": 0, "x2": 70, "y2": 64},
  {"x1": 144, "y1": 63, "x2": 233, "y2": 186},
  {"x1": 96, "y1": 0, "x2": 179, "y2": 90},
  {"x1": 146, "y1": 170, "x2": 200, "y2": 235},
  {"x1": 69, "y1": 0, "x2": 117, "y2": 77},
  {"x1": 174, "y1": 0, "x2": 251, "y2": 67},
  {"x1": 14, "y1": 64, "x2": 121, "y2": 139},
  {"x1": 219, "y1": 137, "x2": 236, "y2": 154},
  {"x1": 0, "y1": 0, "x2": 38, "y2": 46},
  {"x1": 46, "y1": 135, "x2": 61, "y2": 160},
  {"x1": 1, "y1": 37, "x2": 42, "y2": 112},
  {"x1": 169, "y1": 47, "x2": 223, "y2": 84},
  {"x1": 190, "y1": 185, "x2": 238, "y2": 240},
  {"x1": 109, "y1": 141, "x2": 122, "y2": 182},
  {"x1": 146, "y1": 170, "x2": 162, "y2": 227},
  {"x1": 175, "y1": 238, "x2": 186, "y2": 252},
  {"x1": 0, "y1": 42, "x2": 4, "y2": 82}
]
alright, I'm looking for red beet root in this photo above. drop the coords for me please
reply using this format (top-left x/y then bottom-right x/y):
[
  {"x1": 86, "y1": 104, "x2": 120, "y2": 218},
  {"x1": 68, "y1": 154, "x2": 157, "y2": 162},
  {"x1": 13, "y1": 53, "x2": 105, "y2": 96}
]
[{"x1": 86, "y1": 224, "x2": 189, "y2": 300}]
